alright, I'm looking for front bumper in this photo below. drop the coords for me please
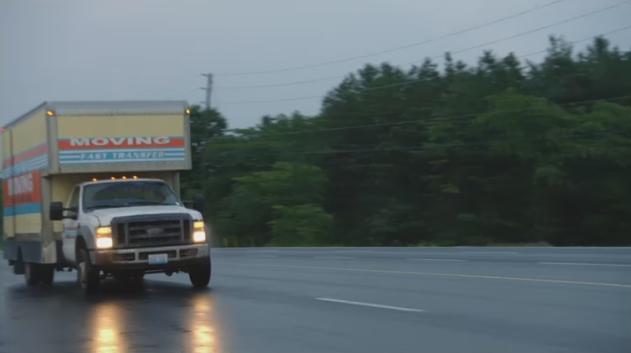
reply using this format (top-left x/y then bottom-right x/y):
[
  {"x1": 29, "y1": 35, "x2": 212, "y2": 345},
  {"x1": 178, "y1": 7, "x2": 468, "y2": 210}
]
[{"x1": 90, "y1": 243, "x2": 210, "y2": 271}]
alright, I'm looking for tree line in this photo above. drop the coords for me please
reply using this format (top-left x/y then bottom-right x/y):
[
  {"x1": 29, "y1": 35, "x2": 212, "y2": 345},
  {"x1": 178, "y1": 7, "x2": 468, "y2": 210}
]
[{"x1": 182, "y1": 37, "x2": 631, "y2": 246}]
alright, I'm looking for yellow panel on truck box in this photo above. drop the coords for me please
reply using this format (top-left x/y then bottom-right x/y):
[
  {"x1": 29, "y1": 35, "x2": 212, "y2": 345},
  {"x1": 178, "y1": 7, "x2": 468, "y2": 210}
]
[
  {"x1": 57, "y1": 114, "x2": 184, "y2": 137},
  {"x1": 11, "y1": 109, "x2": 47, "y2": 155},
  {"x1": 54, "y1": 105, "x2": 191, "y2": 174}
]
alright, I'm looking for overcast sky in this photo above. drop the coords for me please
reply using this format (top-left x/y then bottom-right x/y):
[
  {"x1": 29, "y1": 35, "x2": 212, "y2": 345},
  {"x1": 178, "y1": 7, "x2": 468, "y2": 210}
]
[{"x1": 1, "y1": 0, "x2": 630, "y2": 128}]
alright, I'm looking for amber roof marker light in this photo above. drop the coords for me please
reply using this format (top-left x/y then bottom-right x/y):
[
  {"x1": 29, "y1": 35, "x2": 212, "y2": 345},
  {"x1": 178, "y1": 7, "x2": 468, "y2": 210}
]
[{"x1": 46, "y1": 109, "x2": 56, "y2": 117}]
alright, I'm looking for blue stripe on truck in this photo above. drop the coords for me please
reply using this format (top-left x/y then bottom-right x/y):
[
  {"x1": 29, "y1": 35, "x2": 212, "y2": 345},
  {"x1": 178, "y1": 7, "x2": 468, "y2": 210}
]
[
  {"x1": 59, "y1": 153, "x2": 186, "y2": 159},
  {"x1": 3, "y1": 203, "x2": 42, "y2": 216},
  {"x1": 0, "y1": 155, "x2": 49, "y2": 179},
  {"x1": 58, "y1": 148, "x2": 186, "y2": 164}
]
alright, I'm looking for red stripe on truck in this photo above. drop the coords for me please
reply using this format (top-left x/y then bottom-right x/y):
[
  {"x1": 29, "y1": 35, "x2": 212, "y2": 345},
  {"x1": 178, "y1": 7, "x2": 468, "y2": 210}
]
[
  {"x1": 58, "y1": 136, "x2": 185, "y2": 150},
  {"x1": 2, "y1": 144, "x2": 48, "y2": 168}
]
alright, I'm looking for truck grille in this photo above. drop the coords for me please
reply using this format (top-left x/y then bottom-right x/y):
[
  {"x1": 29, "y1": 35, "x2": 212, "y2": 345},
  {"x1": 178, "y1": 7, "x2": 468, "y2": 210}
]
[
  {"x1": 113, "y1": 215, "x2": 192, "y2": 248},
  {"x1": 129, "y1": 220, "x2": 182, "y2": 244}
]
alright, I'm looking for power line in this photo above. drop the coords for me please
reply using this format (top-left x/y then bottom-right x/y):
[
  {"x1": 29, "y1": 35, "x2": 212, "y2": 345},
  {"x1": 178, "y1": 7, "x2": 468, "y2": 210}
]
[
  {"x1": 518, "y1": 23, "x2": 631, "y2": 59},
  {"x1": 210, "y1": 95, "x2": 631, "y2": 138},
  {"x1": 217, "y1": 74, "x2": 343, "y2": 89},
  {"x1": 416, "y1": 0, "x2": 631, "y2": 66},
  {"x1": 202, "y1": 107, "x2": 631, "y2": 156},
  {"x1": 221, "y1": 31, "x2": 629, "y2": 104},
  {"x1": 202, "y1": 130, "x2": 626, "y2": 158},
  {"x1": 218, "y1": 6, "x2": 631, "y2": 99},
  {"x1": 214, "y1": 0, "x2": 567, "y2": 77}
]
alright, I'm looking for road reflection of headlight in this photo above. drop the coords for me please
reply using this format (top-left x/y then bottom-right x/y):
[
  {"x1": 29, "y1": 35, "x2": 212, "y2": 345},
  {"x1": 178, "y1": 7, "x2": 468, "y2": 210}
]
[
  {"x1": 92, "y1": 303, "x2": 126, "y2": 353},
  {"x1": 190, "y1": 294, "x2": 219, "y2": 353}
]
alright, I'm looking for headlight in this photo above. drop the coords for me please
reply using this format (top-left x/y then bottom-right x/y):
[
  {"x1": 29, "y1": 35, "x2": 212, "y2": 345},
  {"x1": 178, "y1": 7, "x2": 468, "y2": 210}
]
[
  {"x1": 193, "y1": 221, "x2": 206, "y2": 243},
  {"x1": 96, "y1": 226, "x2": 113, "y2": 249}
]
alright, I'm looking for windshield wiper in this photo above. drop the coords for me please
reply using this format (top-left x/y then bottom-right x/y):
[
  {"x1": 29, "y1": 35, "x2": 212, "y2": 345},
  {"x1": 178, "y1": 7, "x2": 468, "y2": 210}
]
[
  {"x1": 125, "y1": 200, "x2": 176, "y2": 206},
  {"x1": 86, "y1": 203, "x2": 127, "y2": 211}
]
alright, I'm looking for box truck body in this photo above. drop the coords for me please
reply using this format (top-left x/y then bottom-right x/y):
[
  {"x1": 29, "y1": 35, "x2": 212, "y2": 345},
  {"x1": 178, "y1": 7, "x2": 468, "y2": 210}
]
[{"x1": 2, "y1": 101, "x2": 211, "y2": 292}]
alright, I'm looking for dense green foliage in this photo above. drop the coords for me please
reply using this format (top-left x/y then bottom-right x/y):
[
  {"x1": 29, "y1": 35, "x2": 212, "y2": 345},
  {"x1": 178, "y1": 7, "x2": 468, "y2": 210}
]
[{"x1": 183, "y1": 37, "x2": 631, "y2": 246}]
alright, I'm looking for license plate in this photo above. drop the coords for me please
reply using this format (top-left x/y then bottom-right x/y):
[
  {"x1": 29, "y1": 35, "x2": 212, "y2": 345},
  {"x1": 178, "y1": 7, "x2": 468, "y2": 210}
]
[{"x1": 148, "y1": 253, "x2": 168, "y2": 265}]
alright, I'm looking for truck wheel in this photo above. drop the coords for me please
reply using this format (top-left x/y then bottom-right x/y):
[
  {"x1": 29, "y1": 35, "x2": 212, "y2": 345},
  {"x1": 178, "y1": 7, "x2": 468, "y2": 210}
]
[
  {"x1": 188, "y1": 258, "x2": 211, "y2": 288},
  {"x1": 77, "y1": 248, "x2": 100, "y2": 294},
  {"x1": 39, "y1": 265, "x2": 55, "y2": 287},
  {"x1": 24, "y1": 263, "x2": 40, "y2": 286},
  {"x1": 14, "y1": 252, "x2": 25, "y2": 275}
]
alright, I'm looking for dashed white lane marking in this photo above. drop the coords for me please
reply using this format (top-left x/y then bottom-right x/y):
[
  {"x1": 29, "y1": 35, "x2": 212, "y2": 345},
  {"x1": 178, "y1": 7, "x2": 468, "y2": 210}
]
[
  {"x1": 231, "y1": 263, "x2": 631, "y2": 289},
  {"x1": 406, "y1": 258, "x2": 466, "y2": 262},
  {"x1": 313, "y1": 256, "x2": 355, "y2": 260},
  {"x1": 539, "y1": 261, "x2": 631, "y2": 268},
  {"x1": 315, "y1": 297, "x2": 425, "y2": 313}
]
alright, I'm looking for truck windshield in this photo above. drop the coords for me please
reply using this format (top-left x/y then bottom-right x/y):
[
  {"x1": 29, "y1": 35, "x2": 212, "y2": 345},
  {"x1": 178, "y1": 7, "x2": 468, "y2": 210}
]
[{"x1": 82, "y1": 181, "x2": 180, "y2": 211}]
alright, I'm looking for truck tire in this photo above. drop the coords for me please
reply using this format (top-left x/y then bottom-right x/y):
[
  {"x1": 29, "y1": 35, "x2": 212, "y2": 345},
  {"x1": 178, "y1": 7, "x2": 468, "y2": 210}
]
[
  {"x1": 39, "y1": 265, "x2": 55, "y2": 287},
  {"x1": 77, "y1": 248, "x2": 100, "y2": 294},
  {"x1": 188, "y1": 258, "x2": 211, "y2": 288},
  {"x1": 24, "y1": 263, "x2": 40, "y2": 286},
  {"x1": 14, "y1": 251, "x2": 25, "y2": 275}
]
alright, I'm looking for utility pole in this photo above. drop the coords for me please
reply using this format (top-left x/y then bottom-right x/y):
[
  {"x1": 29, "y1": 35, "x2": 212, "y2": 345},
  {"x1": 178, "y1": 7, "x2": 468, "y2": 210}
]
[{"x1": 200, "y1": 73, "x2": 213, "y2": 110}]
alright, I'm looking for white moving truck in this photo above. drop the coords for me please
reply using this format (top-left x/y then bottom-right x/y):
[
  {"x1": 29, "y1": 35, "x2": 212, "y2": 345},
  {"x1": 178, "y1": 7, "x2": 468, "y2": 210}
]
[{"x1": 2, "y1": 101, "x2": 211, "y2": 293}]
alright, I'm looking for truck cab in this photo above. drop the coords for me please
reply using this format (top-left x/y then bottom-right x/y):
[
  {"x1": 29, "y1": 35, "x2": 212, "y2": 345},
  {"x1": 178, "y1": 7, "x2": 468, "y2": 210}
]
[{"x1": 50, "y1": 177, "x2": 211, "y2": 292}]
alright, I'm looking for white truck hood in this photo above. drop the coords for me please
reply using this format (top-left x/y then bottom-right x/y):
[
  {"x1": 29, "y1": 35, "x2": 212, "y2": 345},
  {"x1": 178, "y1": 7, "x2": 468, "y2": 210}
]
[{"x1": 89, "y1": 205, "x2": 202, "y2": 225}]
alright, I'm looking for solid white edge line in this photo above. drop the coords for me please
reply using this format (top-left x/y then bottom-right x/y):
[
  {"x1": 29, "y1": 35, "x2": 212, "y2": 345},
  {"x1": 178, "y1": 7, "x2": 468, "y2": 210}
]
[
  {"x1": 539, "y1": 261, "x2": 631, "y2": 268},
  {"x1": 229, "y1": 263, "x2": 631, "y2": 289},
  {"x1": 455, "y1": 251, "x2": 520, "y2": 255},
  {"x1": 406, "y1": 258, "x2": 466, "y2": 262},
  {"x1": 316, "y1": 297, "x2": 425, "y2": 313}
]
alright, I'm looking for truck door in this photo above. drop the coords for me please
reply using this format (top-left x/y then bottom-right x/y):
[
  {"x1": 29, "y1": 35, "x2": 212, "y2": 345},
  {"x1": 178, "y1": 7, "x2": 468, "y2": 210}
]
[{"x1": 62, "y1": 186, "x2": 80, "y2": 263}]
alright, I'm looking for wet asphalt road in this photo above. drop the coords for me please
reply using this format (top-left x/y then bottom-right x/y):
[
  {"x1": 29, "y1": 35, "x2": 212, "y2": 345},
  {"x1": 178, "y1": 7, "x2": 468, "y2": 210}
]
[{"x1": 1, "y1": 247, "x2": 631, "y2": 353}]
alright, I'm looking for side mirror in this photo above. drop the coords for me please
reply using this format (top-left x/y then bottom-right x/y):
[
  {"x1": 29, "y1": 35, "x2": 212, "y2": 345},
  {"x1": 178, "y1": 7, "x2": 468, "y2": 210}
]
[
  {"x1": 66, "y1": 207, "x2": 79, "y2": 220},
  {"x1": 49, "y1": 202, "x2": 64, "y2": 221}
]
